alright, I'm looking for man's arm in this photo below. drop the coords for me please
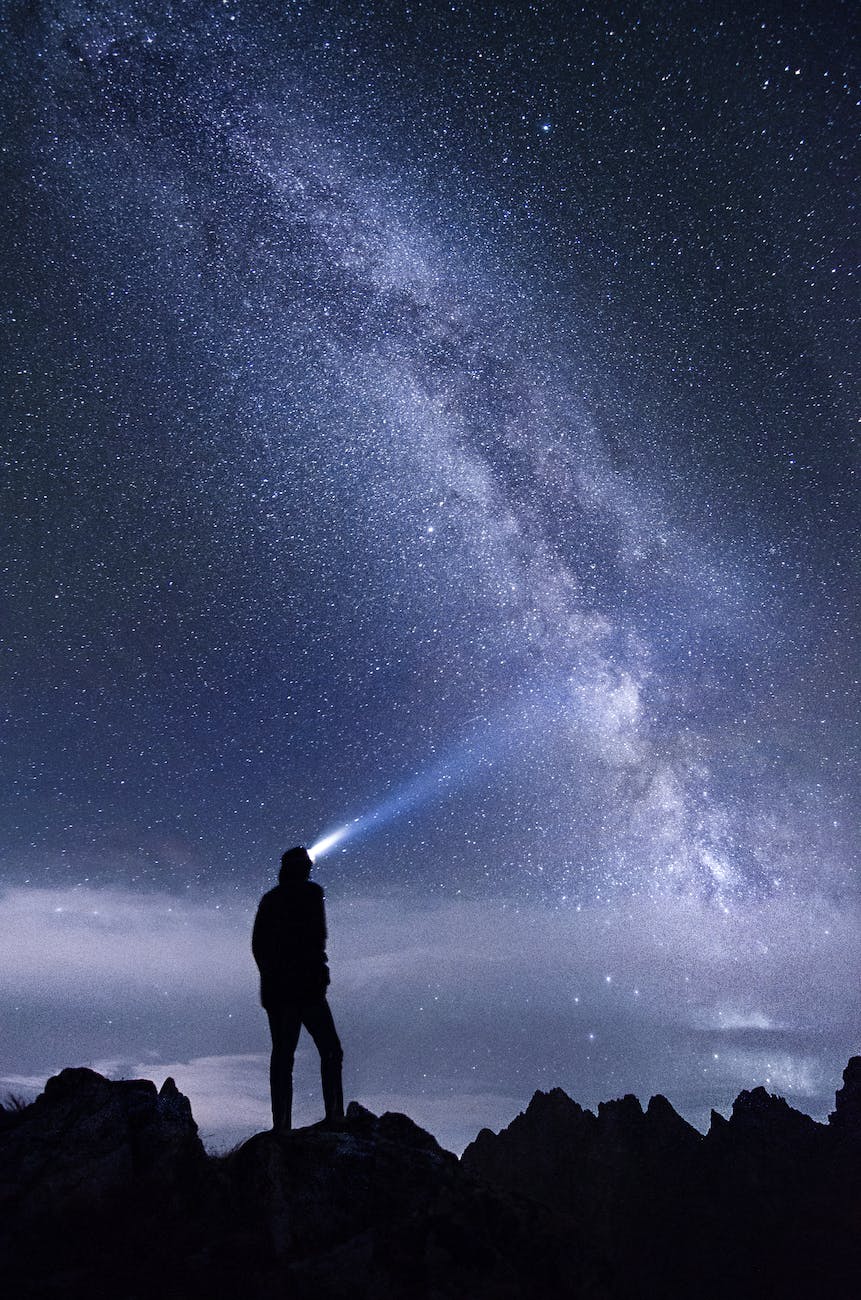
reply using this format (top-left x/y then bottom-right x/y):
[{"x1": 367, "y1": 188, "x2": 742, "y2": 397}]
[
  {"x1": 251, "y1": 895, "x2": 271, "y2": 969},
  {"x1": 308, "y1": 882, "x2": 328, "y2": 946},
  {"x1": 306, "y1": 883, "x2": 331, "y2": 990}
]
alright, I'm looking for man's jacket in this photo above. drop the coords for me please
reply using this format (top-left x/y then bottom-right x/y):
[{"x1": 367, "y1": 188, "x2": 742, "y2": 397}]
[{"x1": 252, "y1": 880, "x2": 331, "y2": 1008}]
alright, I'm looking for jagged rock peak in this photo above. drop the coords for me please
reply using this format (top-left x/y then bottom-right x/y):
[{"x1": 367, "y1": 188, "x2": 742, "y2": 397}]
[
  {"x1": 463, "y1": 1086, "x2": 588, "y2": 1155},
  {"x1": 829, "y1": 1054, "x2": 861, "y2": 1138},
  {"x1": 597, "y1": 1093, "x2": 644, "y2": 1123},
  {"x1": 463, "y1": 1087, "x2": 703, "y2": 1169},
  {"x1": 707, "y1": 1084, "x2": 821, "y2": 1142},
  {"x1": 524, "y1": 1085, "x2": 586, "y2": 1121},
  {"x1": 734, "y1": 1086, "x2": 819, "y2": 1129},
  {"x1": 646, "y1": 1093, "x2": 685, "y2": 1123},
  {"x1": 19, "y1": 1065, "x2": 197, "y2": 1135},
  {"x1": 0, "y1": 1067, "x2": 205, "y2": 1234},
  {"x1": 35, "y1": 1065, "x2": 196, "y2": 1129},
  {"x1": 645, "y1": 1093, "x2": 703, "y2": 1144},
  {"x1": 341, "y1": 1099, "x2": 456, "y2": 1161}
]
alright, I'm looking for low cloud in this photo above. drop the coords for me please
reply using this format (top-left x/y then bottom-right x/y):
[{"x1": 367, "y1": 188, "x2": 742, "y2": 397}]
[{"x1": 0, "y1": 884, "x2": 857, "y2": 1151}]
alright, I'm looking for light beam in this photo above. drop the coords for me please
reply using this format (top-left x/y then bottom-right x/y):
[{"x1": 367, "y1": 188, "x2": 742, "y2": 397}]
[{"x1": 307, "y1": 675, "x2": 563, "y2": 860}]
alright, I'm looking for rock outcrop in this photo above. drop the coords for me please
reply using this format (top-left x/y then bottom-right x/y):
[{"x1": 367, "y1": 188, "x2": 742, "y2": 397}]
[
  {"x1": 1, "y1": 1061, "x2": 858, "y2": 1297},
  {"x1": 0, "y1": 1066, "x2": 204, "y2": 1210},
  {"x1": 0, "y1": 1070, "x2": 592, "y2": 1298},
  {"x1": 463, "y1": 1064, "x2": 861, "y2": 1298},
  {"x1": 829, "y1": 1053, "x2": 861, "y2": 1139},
  {"x1": 0, "y1": 1067, "x2": 211, "y2": 1296}
]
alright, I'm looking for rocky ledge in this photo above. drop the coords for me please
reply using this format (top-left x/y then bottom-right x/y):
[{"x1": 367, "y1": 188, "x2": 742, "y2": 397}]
[{"x1": 1, "y1": 1058, "x2": 858, "y2": 1298}]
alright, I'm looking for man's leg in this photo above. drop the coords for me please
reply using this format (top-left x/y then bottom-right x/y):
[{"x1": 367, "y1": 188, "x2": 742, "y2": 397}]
[
  {"x1": 266, "y1": 1004, "x2": 302, "y2": 1132},
  {"x1": 303, "y1": 998, "x2": 344, "y2": 1122}
]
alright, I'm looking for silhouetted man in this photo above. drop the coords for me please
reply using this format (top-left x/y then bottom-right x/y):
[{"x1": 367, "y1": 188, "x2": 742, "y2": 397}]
[{"x1": 252, "y1": 846, "x2": 344, "y2": 1133}]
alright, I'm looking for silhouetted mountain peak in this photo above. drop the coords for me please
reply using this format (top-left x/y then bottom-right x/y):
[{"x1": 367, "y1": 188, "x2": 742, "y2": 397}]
[
  {"x1": 596, "y1": 1091, "x2": 643, "y2": 1127},
  {"x1": 645, "y1": 1091, "x2": 691, "y2": 1127},
  {"x1": 525, "y1": 1084, "x2": 586, "y2": 1121},
  {"x1": 39, "y1": 1064, "x2": 196, "y2": 1138},
  {"x1": 829, "y1": 1054, "x2": 861, "y2": 1139},
  {"x1": 708, "y1": 1084, "x2": 821, "y2": 1146},
  {"x1": 645, "y1": 1092, "x2": 703, "y2": 1148},
  {"x1": 463, "y1": 1084, "x2": 700, "y2": 1176},
  {"x1": 468, "y1": 1084, "x2": 588, "y2": 1151},
  {"x1": 342, "y1": 1098, "x2": 456, "y2": 1160}
]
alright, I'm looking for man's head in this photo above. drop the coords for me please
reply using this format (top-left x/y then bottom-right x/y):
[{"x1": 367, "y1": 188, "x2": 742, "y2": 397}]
[{"x1": 279, "y1": 846, "x2": 313, "y2": 885}]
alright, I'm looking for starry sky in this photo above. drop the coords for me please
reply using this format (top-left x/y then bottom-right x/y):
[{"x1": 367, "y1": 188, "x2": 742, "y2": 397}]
[{"x1": 1, "y1": 0, "x2": 858, "y2": 1151}]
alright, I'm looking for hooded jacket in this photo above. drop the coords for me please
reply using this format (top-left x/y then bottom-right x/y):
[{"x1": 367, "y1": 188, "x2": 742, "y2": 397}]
[{"x1": 251, "y1": 879, "x2": 331, "y2": 1008}]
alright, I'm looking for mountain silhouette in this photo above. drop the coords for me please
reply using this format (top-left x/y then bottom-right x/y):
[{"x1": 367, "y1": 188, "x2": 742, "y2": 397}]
[{"x1": 1, "y1": 1059, "x2": 858, "y2": 1297}]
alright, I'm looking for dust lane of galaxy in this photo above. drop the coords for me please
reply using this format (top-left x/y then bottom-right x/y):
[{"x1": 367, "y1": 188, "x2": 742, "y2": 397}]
[{"x1": 1, "y1": 1, "x2": 857, "y2": 1149}]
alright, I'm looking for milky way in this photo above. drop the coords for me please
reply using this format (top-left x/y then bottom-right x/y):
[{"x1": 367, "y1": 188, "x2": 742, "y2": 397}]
[{"x1": 1, "y1": 1, "x2": 857, "y2": 1149}]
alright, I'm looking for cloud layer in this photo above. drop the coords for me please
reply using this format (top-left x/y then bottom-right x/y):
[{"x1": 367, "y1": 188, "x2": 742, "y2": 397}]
[{"x1": 2, "y1": 884, "x2": 856, "y2": 1151}]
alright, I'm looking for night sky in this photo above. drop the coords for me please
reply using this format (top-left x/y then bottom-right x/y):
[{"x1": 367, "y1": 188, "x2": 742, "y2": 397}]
[{"x1": 2, "y1": 0, "x2": 858, "y2": 1152}]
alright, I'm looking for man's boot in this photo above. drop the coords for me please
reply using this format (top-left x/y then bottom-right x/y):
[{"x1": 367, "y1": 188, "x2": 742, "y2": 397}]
[{"x1": 273, "y1": 1078, "x2": 292, "y2": 1134}]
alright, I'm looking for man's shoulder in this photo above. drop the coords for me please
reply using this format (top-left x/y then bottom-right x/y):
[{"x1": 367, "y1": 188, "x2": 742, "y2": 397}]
[{"x1": 257, "y1": 882, "x2": 323, "y2": 906}]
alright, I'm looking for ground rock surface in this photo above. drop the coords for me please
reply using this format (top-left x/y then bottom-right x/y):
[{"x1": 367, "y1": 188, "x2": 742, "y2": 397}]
[
  {"x1": 0, "y1": 1071, "x2": 591, "y2": 1298},
  {"x1": 1, "y1": 1061, "x2": 859, "y2": 1297}
]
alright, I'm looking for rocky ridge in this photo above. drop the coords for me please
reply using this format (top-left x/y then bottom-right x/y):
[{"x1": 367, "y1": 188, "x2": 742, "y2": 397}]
[{"x1": 1, "y1": 1058, "x2": 858, "y2": 1298}]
